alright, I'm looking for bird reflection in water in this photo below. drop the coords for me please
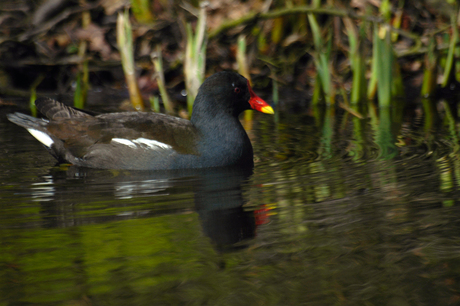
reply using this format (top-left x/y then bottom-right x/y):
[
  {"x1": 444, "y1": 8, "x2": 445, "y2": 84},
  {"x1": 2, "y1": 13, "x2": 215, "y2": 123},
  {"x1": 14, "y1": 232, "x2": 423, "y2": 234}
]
[{"x1": 35, "y1": 165, "x2": 258, "y2": 252}]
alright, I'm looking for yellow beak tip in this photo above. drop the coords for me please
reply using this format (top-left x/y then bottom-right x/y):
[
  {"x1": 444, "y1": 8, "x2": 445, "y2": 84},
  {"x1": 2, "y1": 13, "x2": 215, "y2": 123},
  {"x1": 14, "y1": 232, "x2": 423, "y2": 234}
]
[{"x1": 261, "y1": 106, "x2": 275, "y2": 115}]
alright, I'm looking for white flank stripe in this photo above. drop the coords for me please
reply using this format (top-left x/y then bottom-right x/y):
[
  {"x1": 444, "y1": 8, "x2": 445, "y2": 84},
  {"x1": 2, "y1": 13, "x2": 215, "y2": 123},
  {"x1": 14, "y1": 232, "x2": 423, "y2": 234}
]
[
  {"x1": 111, "y1": 138, "x2": 136, "y2": 148},
  {"x1": 27, "y1": 129, "x2": 54, "y2": 147},
  {"x1": 132, "y1": 138, "x2": 171, "y2": 150},
  {"x1": 111, "y1": 137, "x2": 171, "y2": 150}
]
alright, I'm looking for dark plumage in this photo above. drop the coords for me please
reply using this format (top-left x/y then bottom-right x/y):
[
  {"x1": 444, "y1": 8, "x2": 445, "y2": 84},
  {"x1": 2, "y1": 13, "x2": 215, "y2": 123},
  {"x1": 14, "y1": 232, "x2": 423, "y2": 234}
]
[{"x1": 7, "y1": 71, "x2": 274, "y2": 170}]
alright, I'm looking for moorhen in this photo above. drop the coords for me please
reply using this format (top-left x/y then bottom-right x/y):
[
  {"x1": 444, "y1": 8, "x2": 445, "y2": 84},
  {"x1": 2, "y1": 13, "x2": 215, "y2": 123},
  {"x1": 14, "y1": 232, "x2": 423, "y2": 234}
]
[{"x1": 7, "y1": 71, "x2": 274, "y2": 170}]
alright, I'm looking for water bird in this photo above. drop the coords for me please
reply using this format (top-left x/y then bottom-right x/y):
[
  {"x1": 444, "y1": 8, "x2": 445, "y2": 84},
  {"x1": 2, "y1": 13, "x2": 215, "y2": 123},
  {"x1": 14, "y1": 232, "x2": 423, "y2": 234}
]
[{"x1": 7, "y1": 71, "x2": 274, "y2": 170}]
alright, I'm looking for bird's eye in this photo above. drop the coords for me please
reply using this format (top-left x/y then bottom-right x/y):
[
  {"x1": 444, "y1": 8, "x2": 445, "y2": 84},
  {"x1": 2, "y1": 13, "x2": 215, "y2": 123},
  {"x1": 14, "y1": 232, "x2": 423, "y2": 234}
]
[{"x1": 234, "y1": 87, "x2": 241, "y2": 94}]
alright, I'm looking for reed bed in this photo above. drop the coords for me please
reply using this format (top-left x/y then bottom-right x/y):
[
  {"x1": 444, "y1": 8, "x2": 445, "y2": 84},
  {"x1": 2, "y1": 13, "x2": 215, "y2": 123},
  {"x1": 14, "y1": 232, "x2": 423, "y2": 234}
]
[{"x1": 0, "y1": 0, "x2": 458, "y2": 119}]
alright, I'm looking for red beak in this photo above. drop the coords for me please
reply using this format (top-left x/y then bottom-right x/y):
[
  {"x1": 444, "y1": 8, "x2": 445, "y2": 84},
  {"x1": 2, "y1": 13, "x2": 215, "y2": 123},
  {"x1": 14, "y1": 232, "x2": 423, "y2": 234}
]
[{"x1": 247, "y1": 80, "x2": 274, "y2": 114}]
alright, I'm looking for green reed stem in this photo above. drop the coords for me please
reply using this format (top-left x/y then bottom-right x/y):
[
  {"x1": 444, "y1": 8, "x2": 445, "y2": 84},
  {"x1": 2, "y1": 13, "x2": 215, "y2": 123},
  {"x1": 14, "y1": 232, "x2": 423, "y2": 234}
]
[
  {"x1": 184, "y1": 2, "x2": 207, "y2": 116},
  {"x1": 149, "y1": 95, "x2": 160, "y2": 113},
  {"x1": 344, "y1": 18, "x2": 366, "y2": 105},
  {"x1": 375, "y1": 24, "x2": 393, "y2": 108},
  {"x1": 152, "y1": 46, "x2": 173, "y2": 114},
  {"x1": 117, "y1": 9, "x2": 144, "y2": 111},
  {"x1": 29, "y1": 74, "x2": 44, "y2": 117},
  {"x1": 421, "y1": 37, "x2": 437, "y2": 97},
  {"x1": 441, "y1": 6, "x2": 459, "y2": 87},
  {"x1": 308, "y1": 12, "x2": 333, "y2": 105},
  {"x1": 74, "y1": 4, "x2": 90, "y2": 109},
  {"x1": 237, "y1": 35, "x2": 254, "y2": 121}
]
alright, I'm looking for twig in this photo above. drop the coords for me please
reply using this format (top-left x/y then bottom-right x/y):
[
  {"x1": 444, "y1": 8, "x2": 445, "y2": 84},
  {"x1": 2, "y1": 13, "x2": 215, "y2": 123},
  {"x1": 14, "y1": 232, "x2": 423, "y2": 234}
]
[
  {"x1": 18, "y1": 2, "x2": 100, "y2": 41},
  {"x1": 338, "y1": 101, "x2": 363, "y2": 119}
]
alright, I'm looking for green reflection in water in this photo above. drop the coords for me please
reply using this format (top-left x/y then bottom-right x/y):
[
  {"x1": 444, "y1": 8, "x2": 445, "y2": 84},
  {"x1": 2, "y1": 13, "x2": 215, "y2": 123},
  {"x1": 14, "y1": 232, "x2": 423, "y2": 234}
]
[{"x1": 1, "y1": 214, "x2": 212, "y2": 304}]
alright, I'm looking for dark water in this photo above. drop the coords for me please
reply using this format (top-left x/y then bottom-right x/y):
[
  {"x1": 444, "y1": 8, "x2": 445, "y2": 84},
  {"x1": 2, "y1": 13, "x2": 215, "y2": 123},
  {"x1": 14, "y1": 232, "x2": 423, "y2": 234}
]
[{"x1": 1, "y1": 103, "x2": 460, "y2": 305}]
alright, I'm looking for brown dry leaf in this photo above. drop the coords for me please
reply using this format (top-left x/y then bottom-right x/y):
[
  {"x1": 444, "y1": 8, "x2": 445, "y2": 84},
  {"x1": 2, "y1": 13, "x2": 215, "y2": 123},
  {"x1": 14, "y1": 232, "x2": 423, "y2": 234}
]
[
  {"x1": 75, "y1": 23, "x2": 112, "y2": 60},
  {"x1": 53, "y1": 33, "x2": 71, "y2": 48},
  {"x1": 282, "y1": 33, "x2": 305, "y2": 47},
  {"x1": 100, "y1": 0, "x2": 129, "y2": 16},
  {"x1": 207, "y1": 0, "x2": 265, "y2": 30},
  {"x1": 350, "y1": 0, "x2": 378, "y2": 10}
]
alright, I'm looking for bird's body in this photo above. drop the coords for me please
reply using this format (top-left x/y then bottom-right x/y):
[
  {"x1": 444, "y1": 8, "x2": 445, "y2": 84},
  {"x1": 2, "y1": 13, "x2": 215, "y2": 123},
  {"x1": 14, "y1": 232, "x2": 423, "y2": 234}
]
[{"x1": 7, "y1": 71, "x2": 273, "y2": 170}]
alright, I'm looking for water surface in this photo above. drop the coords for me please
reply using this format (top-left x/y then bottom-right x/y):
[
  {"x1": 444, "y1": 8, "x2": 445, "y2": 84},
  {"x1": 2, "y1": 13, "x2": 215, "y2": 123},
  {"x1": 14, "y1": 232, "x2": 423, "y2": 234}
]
[{"x1": 1, "y1": 104, "x2": 460, "y2": 305}]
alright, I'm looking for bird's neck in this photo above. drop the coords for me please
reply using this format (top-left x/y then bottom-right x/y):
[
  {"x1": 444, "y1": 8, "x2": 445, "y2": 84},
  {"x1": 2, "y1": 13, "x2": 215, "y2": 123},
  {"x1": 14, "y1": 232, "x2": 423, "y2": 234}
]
[
  {"x1": 193, "y1": 111, "x2": 245, "y2": 140},
  {"x1": 192, "y1": 112, "x2": 253, "y2": 167}
]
